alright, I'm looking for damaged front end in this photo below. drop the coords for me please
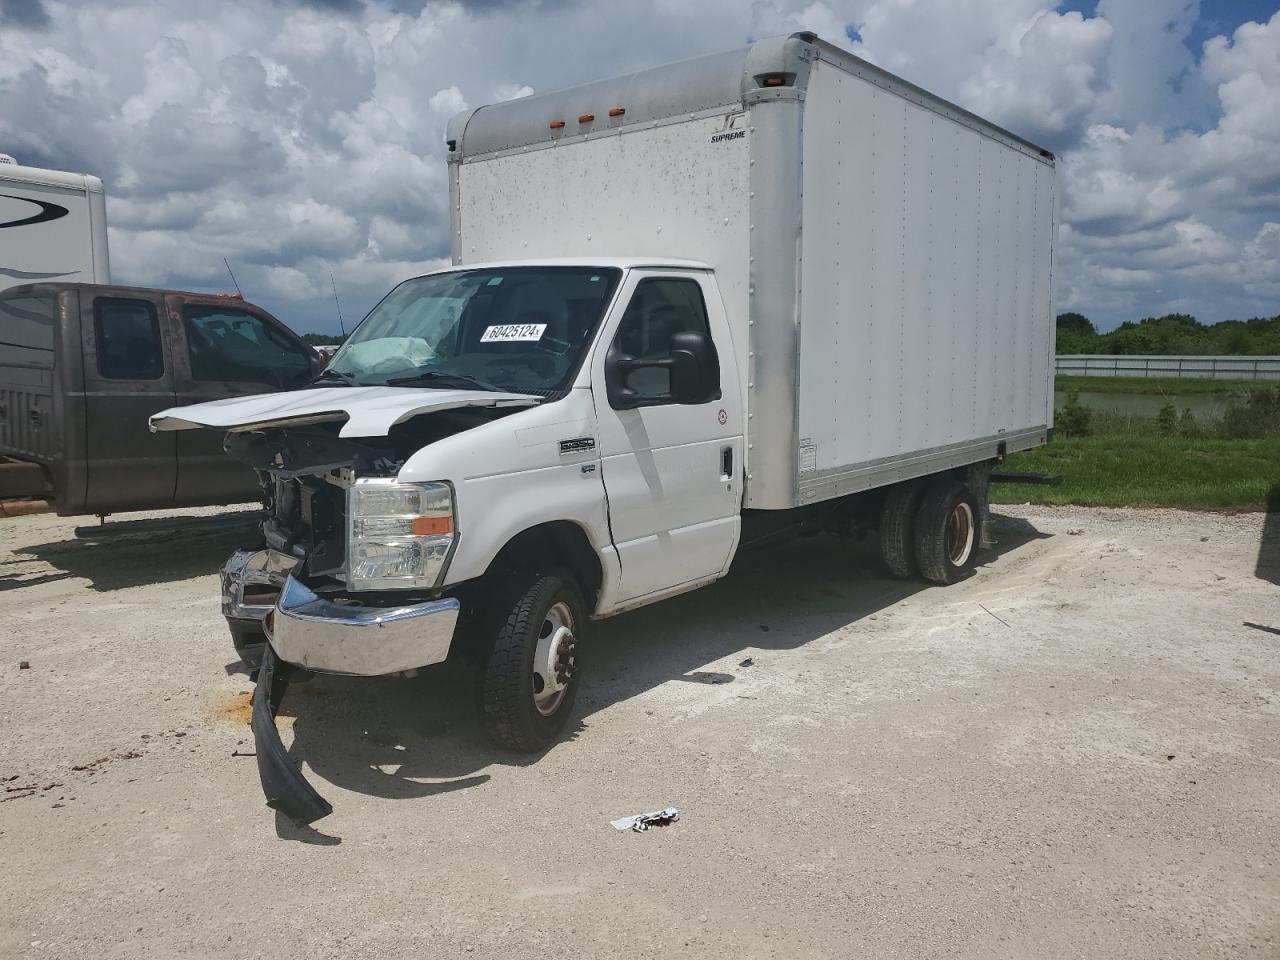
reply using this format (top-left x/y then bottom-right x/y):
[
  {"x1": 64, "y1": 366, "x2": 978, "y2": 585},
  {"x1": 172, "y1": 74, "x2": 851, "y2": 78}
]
[{"x1": 219, "y1": 415, "x2": 496, "y2": 822}]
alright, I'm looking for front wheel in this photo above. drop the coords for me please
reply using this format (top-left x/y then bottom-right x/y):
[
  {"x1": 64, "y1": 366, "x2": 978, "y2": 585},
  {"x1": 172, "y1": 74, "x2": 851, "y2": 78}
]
[{"x1": 477, "y1": 570, "x2": 585, "y2": 752}]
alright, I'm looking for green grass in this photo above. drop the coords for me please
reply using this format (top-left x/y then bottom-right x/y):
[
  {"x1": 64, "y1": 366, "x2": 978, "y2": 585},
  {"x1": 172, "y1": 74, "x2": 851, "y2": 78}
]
[
  {"x1": 1055, "y1": 374, "x2": 1259, "y2": 396},
  {"x1": 991, "y1": 435, "x2": 1280, "y2": 510}
]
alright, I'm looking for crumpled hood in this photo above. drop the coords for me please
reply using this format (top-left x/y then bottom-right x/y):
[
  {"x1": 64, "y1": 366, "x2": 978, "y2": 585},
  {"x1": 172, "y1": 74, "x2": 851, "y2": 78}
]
[{"x1": 149, "y1": 386, "x2": 539, "y2": 438}]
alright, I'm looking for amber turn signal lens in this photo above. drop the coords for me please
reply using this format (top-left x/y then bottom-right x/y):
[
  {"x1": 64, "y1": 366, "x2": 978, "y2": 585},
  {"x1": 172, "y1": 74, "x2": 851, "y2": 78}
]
[
  {"x1": 413, "y1": 516, "x2": 453, "y2": 536},
  {"x1": 764, "y1": 76, "x2": 785, "y2": 86},
  {"x1": 608, "y1": 107, "x2": 625, "y2": 117},
  {"x1": 549, "y1": 120, "x2": 566, "y2": 129},
  {"x1": 578, "y1": 113, "x2": 594, "y2": 123}
]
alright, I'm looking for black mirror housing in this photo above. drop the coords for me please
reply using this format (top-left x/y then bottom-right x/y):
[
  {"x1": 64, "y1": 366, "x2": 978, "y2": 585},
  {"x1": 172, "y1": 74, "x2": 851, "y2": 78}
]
[{"x1": 605, "y1": 329, "x2": 719, "y2": 410}]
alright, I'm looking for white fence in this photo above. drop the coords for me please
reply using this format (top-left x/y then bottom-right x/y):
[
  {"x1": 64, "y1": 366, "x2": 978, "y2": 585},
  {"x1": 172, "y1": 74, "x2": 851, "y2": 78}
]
[{"x1": 1057, "y1": 355, "x2": 1280, "y2": 380}]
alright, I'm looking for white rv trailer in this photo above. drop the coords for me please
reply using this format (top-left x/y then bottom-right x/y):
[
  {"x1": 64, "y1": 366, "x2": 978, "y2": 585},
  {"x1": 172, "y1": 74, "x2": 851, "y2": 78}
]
[{"x1": 0, "y1": 158, "x2": 110, "y2": 295}]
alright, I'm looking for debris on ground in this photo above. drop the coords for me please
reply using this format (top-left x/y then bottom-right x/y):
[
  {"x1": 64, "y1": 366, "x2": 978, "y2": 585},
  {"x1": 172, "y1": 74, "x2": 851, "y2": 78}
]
[
  {"x1": 739, "y1": 657, "x2": 754, "y2": 668},
  {"x1": 611, "y1": 807, "x2": 679, "y2": 832},
  {"x1": 19, "y1": 660, "x2": 30, "y2": 670}
]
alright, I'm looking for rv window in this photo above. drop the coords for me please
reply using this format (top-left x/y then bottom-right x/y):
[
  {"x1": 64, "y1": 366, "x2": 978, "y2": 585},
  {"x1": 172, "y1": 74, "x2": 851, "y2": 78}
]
[
  {"x1": 611, "y1": 278, "x2": 714, "y2": 400},
  {"x1": 94, "y1": 298, "x2": 164, "y2": 380},
  {"x1": 0, "y1": 294, "x2": 56, "y2": 370},
  {"x1": 183, "y1": 307, "x2": 311, "y2": 387}
]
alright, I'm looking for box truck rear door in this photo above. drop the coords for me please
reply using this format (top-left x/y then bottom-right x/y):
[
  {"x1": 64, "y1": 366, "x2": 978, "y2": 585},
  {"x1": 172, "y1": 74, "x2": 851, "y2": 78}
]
[{"x1": 590, "y1": 271, "x2": 742, "y2": 602}]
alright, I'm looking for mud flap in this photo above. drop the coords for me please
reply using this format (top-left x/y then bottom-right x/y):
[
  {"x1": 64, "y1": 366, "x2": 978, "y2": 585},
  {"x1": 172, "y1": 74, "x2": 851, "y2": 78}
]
[{"x1": 252, "y1": 644, "x2": 333, "y2": 824}]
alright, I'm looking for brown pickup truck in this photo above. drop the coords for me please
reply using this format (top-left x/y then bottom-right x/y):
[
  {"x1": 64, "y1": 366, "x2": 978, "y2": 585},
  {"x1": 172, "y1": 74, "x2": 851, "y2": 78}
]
[{"x1": 0, "y1": 282, "x2": 321, "y2": 516}]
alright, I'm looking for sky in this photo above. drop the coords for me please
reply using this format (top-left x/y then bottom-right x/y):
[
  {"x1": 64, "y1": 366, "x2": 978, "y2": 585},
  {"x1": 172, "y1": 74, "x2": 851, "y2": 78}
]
[{"x1": 1, "y1": 0, "x2": 1278, "y2": 334}]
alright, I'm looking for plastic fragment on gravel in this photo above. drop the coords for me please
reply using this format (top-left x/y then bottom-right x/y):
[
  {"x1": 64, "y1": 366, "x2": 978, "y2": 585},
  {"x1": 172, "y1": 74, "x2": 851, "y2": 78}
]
[{"x1": 611, "y1": 807, "x2": 679, "y2": 832}]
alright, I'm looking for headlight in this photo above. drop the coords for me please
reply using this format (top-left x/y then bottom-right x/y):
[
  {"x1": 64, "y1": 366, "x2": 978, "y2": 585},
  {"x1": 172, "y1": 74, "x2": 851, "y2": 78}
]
[{"x1": 347, "y1": 479, "x2": 455, "y2": 590}]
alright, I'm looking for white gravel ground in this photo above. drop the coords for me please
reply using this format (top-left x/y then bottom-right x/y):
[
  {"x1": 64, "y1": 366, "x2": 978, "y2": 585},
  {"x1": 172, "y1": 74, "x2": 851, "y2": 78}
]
[{"x1": 1, "y1": 503, "x2": 1278, "y2": 959}]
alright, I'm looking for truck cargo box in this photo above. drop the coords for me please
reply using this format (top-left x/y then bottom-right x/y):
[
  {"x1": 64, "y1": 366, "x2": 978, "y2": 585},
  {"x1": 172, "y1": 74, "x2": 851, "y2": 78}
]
[{"x1": 447, "y1": 32, "x2": 1055, "y2": 510}]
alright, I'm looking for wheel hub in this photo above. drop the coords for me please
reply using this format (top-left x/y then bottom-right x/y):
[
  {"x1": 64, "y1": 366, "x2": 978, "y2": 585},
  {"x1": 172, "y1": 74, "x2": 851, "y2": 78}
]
[
  {"x1": 946, "y1": 501, "x2": 975, "y2": 566},
  {"x1": 533, "y1": 602, "x2": 576, "y2": 716}
]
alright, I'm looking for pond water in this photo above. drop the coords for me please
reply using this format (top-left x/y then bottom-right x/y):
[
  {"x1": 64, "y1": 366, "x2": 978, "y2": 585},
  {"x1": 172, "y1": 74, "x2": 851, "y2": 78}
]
[{"x1": 1054, "y1": 390, "x2": 1236, "y2": 419}]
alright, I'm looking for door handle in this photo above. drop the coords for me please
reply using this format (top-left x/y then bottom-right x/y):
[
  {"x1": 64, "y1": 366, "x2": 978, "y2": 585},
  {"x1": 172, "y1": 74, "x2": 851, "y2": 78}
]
[{"x1": 721, "y1": 445, "x2": 733, "y2": 479}]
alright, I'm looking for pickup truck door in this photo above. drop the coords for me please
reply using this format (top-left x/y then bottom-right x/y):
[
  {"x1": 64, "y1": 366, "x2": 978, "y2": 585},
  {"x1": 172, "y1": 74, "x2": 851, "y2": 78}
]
[
  {"x1": 79, "y1": 293, "x2": 178, "y2": 512},
  {"x1": 167, "y1": 298, "x2": 317, "y2": 506},
  {"x1": 590, "y1": 270, "x2": 743, "y2": 603}
]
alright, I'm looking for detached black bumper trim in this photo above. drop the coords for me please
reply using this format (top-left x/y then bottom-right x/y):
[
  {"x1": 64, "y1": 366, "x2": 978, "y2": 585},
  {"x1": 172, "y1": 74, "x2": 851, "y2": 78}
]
[{"x1": 252, "y1": 645, "x2": 333, "y2": 824}]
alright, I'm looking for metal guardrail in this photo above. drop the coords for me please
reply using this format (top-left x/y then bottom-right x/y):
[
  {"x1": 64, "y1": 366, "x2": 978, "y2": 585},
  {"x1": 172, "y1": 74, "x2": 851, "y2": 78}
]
[{"x1": 1056, "y1": 355, "x2": 1280, "y2": 380}]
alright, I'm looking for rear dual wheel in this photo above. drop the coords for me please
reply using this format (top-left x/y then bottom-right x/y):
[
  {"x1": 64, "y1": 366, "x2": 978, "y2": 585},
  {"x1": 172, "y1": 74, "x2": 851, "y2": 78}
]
[
  {"x1": 879, "y1": 482, "x2": 924, "y2": 579},
  {"x1": 913, "y1": 479, "x2": 981, "y2": 585},
  {"x1": 879, "y1": 477, "x2": 981, "y2": 585}
]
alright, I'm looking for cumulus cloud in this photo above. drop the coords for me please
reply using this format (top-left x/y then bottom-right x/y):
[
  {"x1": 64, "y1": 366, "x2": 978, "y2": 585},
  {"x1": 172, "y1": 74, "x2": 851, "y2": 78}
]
[
  {"x1": 1055, "y1": 10, "x2": 1280, "y2": 323},
  {"x1": 0, "y1": 0, "x2": 1276, "y2": 331}
]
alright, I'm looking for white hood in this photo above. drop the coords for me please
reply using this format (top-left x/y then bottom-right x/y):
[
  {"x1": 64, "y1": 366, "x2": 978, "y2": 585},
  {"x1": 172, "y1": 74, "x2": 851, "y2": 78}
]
[{"x1": 149, "y1": 386, "x2": 539, "y2": 438}]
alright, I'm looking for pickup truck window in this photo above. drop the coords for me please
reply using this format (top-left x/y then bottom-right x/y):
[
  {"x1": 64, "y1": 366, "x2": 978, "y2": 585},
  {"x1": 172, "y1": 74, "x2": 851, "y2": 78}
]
[
  {"x1": 94, "y1": 297, "x2": 164, "y2": 380},
  {"x1": 613, "y1": 278, "x2": 713, "y2": 400},
  {"x1": 327, "y1": 266, "x2": 621, "y2": 396},
  {"x1": 183, "y1": 306, "x2": 311, "y2": 387},
  {"x1": 0, "y1": 294, "x2": 56, "y2": 370}
]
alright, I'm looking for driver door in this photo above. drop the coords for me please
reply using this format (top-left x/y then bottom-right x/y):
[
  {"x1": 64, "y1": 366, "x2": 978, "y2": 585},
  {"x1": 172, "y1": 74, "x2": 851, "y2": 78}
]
[
  {"x1": 169, "y1": 298, "x2": 317, "y2": 505},
  {"x1": 590, "y1": 271, "x2": 742, "y2": 603}
]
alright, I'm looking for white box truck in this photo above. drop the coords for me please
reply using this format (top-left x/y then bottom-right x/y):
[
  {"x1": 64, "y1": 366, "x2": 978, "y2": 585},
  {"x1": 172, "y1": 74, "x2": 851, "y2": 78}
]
[
  {"x1": 150, "y1": 32, "x2": 1056, "y2": 822},
  {"x1": 0, "y1": 157, "x2": 110, "y2": 293}
]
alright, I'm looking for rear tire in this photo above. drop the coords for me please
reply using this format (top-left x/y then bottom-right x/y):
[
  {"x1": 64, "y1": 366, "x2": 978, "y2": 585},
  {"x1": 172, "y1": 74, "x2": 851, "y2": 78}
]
[
  {"x1": 478, "y1": 569, "x2": 585, "y2": 752},
  {"x1": 913, "y1": 479, "x2": 981, "y2": 585},
  {"x1": 879, "y1": 482, "x2": 922, "y2": 579}
]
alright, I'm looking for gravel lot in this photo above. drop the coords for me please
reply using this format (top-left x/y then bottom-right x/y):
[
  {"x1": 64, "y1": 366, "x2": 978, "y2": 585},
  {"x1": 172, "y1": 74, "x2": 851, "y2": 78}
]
[{"x1": 1, "y1": 504, "x2": 1278, "y2": 959}]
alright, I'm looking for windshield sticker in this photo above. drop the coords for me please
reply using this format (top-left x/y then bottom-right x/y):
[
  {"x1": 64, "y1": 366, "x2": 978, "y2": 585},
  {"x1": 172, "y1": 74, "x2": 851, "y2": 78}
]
[{"x1": 480, "y1": 323, "x2": 547, "y2": 343}]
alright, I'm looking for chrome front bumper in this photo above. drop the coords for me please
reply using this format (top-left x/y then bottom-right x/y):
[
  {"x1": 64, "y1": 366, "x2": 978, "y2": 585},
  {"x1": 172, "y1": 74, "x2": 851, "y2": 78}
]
[
  {"x1": 221, "y1": 548, "x2": 300, "y2": 623},
  {"x1": 265, "y1": 575, "x2": 460, "y2": 676}
]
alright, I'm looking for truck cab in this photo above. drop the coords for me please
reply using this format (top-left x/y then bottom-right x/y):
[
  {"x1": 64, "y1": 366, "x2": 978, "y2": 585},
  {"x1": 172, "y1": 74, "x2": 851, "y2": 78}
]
[{"x1": 0, "y1": 283, "x2": 320, "y2": 514}]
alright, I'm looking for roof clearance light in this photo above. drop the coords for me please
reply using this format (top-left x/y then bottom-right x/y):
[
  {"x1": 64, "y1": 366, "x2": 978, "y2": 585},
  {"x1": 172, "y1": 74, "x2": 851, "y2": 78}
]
[
  {"x1": 578, "y1": 113, "x2": 595, "y2": 123},
  {"x1": 549, "y1": 120, "x2": 566, "y2": 129},
  {"x1": 608, "y1": 107, "x2": 625, "y2": 117},
  {"x1": 764, "y1": 75, "x2": 786, "y2": 86}
]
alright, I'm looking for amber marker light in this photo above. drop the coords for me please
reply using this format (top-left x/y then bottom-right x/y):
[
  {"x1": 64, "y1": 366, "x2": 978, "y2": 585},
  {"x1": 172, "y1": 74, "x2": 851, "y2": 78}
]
[
  {"x1": 608, "y1": 107, "x2": 625, "y2": 117},
  {"x1": 413, "y1": 516, "x2": 454, "y2": 536},
  {"x1": 549, "y1": 119, "x2": 566, "y2": 129}
]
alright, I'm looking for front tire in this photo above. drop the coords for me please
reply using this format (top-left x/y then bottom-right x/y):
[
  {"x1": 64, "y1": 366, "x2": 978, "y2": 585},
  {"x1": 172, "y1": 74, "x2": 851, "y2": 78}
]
[
  {"x1": 913, "y1": 479, "x2": 981, "y2": 585},
  {"x1": 478, "y1": 570, "x2": 585, "y2": 752}
]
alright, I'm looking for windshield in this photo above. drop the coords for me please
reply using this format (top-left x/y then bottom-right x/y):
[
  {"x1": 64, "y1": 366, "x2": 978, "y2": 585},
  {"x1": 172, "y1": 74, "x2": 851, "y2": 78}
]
[{"x1": 326, "y1": 266, "x2": 622, "y2": 395}]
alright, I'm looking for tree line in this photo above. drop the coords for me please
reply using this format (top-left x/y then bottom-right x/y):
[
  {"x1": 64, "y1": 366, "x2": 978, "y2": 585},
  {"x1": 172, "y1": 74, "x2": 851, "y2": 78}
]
[
  {"x1": 302, "y1": 333, "x2": 347, "y2": 346},
  {"x1": 1057, "y1": 312, "x2": 1280, "y2": 355}
]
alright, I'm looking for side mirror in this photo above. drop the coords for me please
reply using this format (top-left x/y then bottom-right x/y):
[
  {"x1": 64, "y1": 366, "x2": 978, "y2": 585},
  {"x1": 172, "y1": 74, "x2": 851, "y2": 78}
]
[{"x1": 605, "y1": 329, "x2": 719, "y2": 410}]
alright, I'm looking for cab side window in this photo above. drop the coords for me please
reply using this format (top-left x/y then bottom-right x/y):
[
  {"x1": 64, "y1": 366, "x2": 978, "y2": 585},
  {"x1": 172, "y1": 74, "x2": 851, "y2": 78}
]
[
  {"x1": 611, "y1": 278, "x2": 713, "y2": 401},
  {"x1": 0, "y1": 294, "x2": 56, "y2": 371},
  {"x1": 95, "y1": 298, "x2": 164, "y2": 380},
  {"x1": 184, "y1": 307, "x2": 312, "y2": 387}
]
